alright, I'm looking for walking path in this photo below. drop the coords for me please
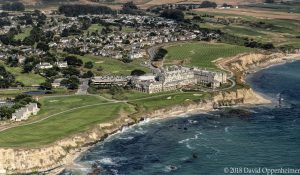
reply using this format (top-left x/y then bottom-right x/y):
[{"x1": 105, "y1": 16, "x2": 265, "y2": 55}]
[{"x1": 0, "y1": 89, "x2": 204, "y2": 133}]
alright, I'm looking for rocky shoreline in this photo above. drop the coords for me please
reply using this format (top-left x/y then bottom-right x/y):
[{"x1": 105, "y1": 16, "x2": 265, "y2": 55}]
[{"x1": 0, "y1": 52, "x2": 299, "y2": 174}]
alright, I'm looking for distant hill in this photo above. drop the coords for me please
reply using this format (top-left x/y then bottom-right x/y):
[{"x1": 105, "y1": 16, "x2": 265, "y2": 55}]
[
  {"x1": 9, "y1": 0, "x2": 300, "y2": 11},
  {"x1": 0, "y1": 0, "x2": 266, "y2": 6}
]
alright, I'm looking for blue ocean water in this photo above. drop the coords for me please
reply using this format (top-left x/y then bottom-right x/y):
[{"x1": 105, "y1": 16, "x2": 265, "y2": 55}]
[{"x1": 63, "y1": 60, "x2": 300, "y2": 175}]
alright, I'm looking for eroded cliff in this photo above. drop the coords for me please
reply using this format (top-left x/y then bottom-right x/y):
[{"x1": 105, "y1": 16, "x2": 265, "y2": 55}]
[{"x1": 2, "y1": 51, "x2": 299, "y2": 174}]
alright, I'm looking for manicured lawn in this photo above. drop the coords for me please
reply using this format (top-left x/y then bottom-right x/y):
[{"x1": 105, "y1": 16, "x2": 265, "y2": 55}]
[
  {"x1": 0, "y1": 95, "x2": 132, "y2": 147},
  {"x1": 0, "y1": 103, "x2": 129, "y2": 147},
  {"x1": 0, "y1": 61, "x2": 45, "y2": 86},
  {"x1": 85, "y1": 24, "x2": 104, "y2": 34},
  {"x1": 164, "y1": 42, "x2": 255, "y2": 69},
  {"x1": 0, "y1": 91, "x2": 211, "y2": 147},
  {"x1": 0, "y1": 88, "x2": 37, "y2": 97},
  {"x1": 129, "y1": 91, "x2": 211, "y2": 111},
  {"x1": 31, "y1": 95, "x2": 109, "y2": 121},
  {"x1": 14, "y1": 27, "x2": 32, "y2": 41},
  {"x1": 79, "y1": 55, "x2": 150, "y2": 75}
]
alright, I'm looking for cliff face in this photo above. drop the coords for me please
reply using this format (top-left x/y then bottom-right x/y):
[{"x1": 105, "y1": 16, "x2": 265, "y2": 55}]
[
  {"x1": 229, "y1": 53, "x2": 285, "y2": 72},
  {"x1": 0, "y1": 88, "x2": 262, "y2": 174},
  {"x1": 213, "y1": 88, "x2": 270, "y2": 106},
  {"x1": 3, "y1": 51, "x2": 298, "y2": 174},
  {"x1": 0, "y1": 116, "x2": 135, "y2": 174}
]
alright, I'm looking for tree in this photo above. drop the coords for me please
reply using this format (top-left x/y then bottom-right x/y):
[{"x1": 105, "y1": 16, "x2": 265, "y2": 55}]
[
  {"x1": 61, "y1": 76, "x2": 80, "y2": 90},
  {"x1": 84, "y1": 61, "x2": 94, "y2": 69},
  {"x1": 62, "y1": 67, "x2": 80, "y2": 76},
  {"x1": 153, "y1": 48, "x2": 168, "y2": 61},
  {"x1": 131, "y1": 69, "x2": 146, "y2": 76},
  {"x1": 265, "y1": 0, "x2": 274, "y2": 3},
  {"x1": 109, "y1": 86, "x2": 124, "y2": 96},
  {"x1": 40, "y1": 81, "x2": 52, "y2": 90},
  {"x1": 160, "y1": 9, "x2": 185, "y2": 21},
  {"x1": 13, "y1": 94, "x2": 41, "y2": 108},
  {"x1": 2, "y1": 2, "x2": 25, "y2": 11},
  {"x1": 36, "y1": 42, "x2": 50, "y2": 52},
  {"x1": 58, "y1": 4, "x2": 115, "y2": 17},
  {"x1": 22, "y1": 63, "x2": 34, "y2": 73},
  {"x1": 64, "y1": 56, "x2": 83, "y2": 67},
  {"x1": 0, "y1": 107, "x2": 14, "y2": 120},
  {"x1": 121, "y1": 1, "x2": 140, "y2": 15},
  {"x1": 122, "y1": 56, "x2": 133, "y2": 63},
  {"x1": 200, "y1": 1, "x2": 217, "y2": 8},
  {"x1": 44, "y1": 68, "x2": 58, "y2": 77},
  {"x1": 82, "y1": 70, "x2": 94, "y2": 78},
  {"x1": 0, "y1": 65, "x2": 15, "y2": 88}
]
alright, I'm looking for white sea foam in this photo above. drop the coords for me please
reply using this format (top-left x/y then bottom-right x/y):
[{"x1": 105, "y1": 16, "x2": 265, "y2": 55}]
[
  {"x1": 99, "y1": 157, "x2": 116, "y2": 165},
  {"x1": 225, "y1": 126, "x2": 230, "y2": 133},
  {"x1": 164, "y1": 165, "x2": 178, "y2": 172},
  {"x1": 188, "y1": 119, "x2": 198, "y2": 124},
  {"x1": 118, "y1": 136, "x2": 134, "y2": 140},
  {"x1": 110, "y1": 169, "x2": 119, "y2": 175}
]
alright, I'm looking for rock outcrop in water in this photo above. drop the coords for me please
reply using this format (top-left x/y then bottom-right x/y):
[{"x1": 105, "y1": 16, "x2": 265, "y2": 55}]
[{"x1": 1, "y1": 51, "x2": 299, "y2": 174}]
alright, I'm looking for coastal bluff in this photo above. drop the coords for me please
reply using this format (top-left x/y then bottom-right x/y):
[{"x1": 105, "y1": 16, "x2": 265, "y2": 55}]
[
  {"x1": 0, "y1": 88, "x2": 265, "y2": 174},
  {"x1": 2, "y1": 51, "x2": 299, "y2": 174}
]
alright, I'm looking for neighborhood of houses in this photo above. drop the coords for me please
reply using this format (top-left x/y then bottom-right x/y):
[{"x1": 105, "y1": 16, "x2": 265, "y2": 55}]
[
  {"x1": 0, "y1": 13, "x2": 219, "y2": 65},
  {"x1": 0, "y1": 10, "x2": 226, "y2": 122}
]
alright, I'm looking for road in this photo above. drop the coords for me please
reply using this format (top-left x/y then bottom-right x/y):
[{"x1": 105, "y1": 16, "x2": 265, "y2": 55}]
[{"x1": 76, "y1": 79, "x2": 89, "y2": 95}]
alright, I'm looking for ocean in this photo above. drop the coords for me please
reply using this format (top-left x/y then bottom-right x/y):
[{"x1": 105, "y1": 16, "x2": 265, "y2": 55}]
[{"x1": 63, "y1": 60, "x2": 300, "y2": 175}]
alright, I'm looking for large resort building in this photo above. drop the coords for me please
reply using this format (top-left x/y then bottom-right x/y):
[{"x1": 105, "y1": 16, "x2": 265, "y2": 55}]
[{"x1": 92, "y1": 66, "x2": 227, "y2": 94}]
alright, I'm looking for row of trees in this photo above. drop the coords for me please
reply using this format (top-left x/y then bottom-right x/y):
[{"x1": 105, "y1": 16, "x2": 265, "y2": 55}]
[
  {"x1": 58, "y1": 4, "x2": 115, "y2": 17},
  {"x1": 160, "y1": 9, "x2": 185, "y2": 21},
  {"x1": 2, "y1": 2, "x2": 25, "y2": 11},
  {"x1": 220, "y1": 33, "x2": 275, "y2": 50},
  {"x1": 0, "y1": 65, "x2": 19, "y2": 88}
]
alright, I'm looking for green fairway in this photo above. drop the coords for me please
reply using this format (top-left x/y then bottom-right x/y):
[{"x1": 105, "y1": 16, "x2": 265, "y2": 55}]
[
  {"x1": 30, "y1": 95, "x2": 109, "y2": 121},
  {"x1": 0, "y1": 95, "x2": 132, "y2": 147},
  {"x1": 129, "y1": 91, "x2": 211, "y2": 111},
  {"x1": 0, "y1": 61, "x2": 45, "y2": 86},
  {"x1": 0, "y1": 103, "x2": 128, "y2": 147},
  {"x1": 164, "y1": 42, "x2": 255, "y2": 69},
  {"x1": 14, "y1": 27, "x2": 32, "y2": 41},
  {"x1": 0, "y1": 91, "x2": 211, "y2": 147},
  {"x1": 79, "y1": 55, "x2": 150, "y2": 75}
]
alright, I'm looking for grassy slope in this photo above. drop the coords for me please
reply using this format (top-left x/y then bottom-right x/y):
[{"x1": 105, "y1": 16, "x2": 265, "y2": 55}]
[
  {"x1": 193, "y1": 11, "x2": 300, "y2": 47},
  {"x1": 0, "y1": 61, "x2": 45, "y2": 86},
  {"x1": 164, "y1": 42, "x2": 255, "y2": 69},
  {"x1": 79, "y1": 55, "x2": 150, "y2": 76}
]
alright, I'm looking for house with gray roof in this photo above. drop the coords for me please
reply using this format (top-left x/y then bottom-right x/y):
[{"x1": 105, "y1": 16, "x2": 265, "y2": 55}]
[{"x1": 11, "y1": 103, "x2": 40, "y2": 122}]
